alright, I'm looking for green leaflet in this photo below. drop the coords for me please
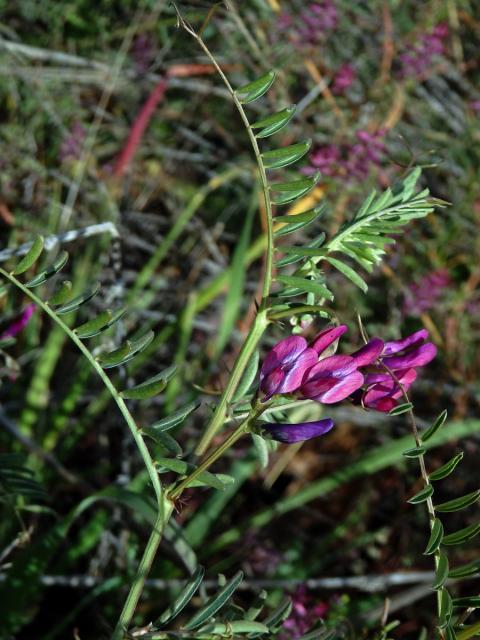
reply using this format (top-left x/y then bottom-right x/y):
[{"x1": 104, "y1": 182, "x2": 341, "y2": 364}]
[
  {"x1": 442, "y1": 523, "x2": 480, "y2": 546},
  {"x1": 403, "y1": 446, "x2": 426, "y2": 458},
  {"x1": 120, "y1": 364, "x2": 177, "y2": 400},
  {"x1": 389, "y1": 402, "x2": 414, "y2": 416},
  {"x1": 422, "y1": 409, "x2": 448, "y2": 442},
  {"x1": 432, "y1": 551, "x2": 449, "y2": 590},
  {"x1": 156, "y1": 458, "x2": 233, "y2": 491},
  {"x1": 276, "y1": 275, "x2": 333, "y2": 301},
  {"x1": 74, "y1": 308, "x2": 127, "y2": 338},
  {"x1": 424, "y1": 518, "x2": 444, "y2": 555},
  {"x1": 232, "y1": 350, "x2": 259, "y2": 402},
  {"x1": 96, "y1": 331, "x2": 154, "y2": 369},
  {"x1": 251, "y1": 433, "x2": 269, "y2": 469},
  {"x1": 54, "y1": 283, "x2": 101, "y2": 314},
  {"x1": 25, "y1": 251, "x2": 68, "y2": 288},
  {"x1": 449, "y1": 559, "x2": 480, "y2": 578},
  {"x1": 48, "y1": 280, "x2": 73, "y2": 305},
  {"x1": 12, "y1": 235, "x2": 44, "y2": 275},
  {"x1": 148, "y1": 401, "x2": 199, "y2": 432},
  {"x1": 435, "y1": 490, "x2": 480, "y2": 513},
  {"x1": 452, "y1": 596, "x2": 480, "y2": 608},
  {"x1": 438, "y1": 588, "x2": 453, "y2": 629},
  {"x1": 252, "y1": 106, "x2": 296, "y2": 138},
  {"x1": 183, "y1": 571, "x2": 244, "y2": 630},
  {"x1": 429, "y1": 452, "x2": 463, "y2": 481},
  {"x1": 261, "y1": 598, "x2": 293, "y2": 632},
  {"x1": 276, "y1": 234, "x2": 326, "y2": 267},
  {"x1": 262, "y1": 140, "x2": 311, "y2": 169},
  {"x1": 236, "y1": 71, "x2": 275, "y2": 103},
  {"x1": 142, "y1": 428, "x2": 182, "y2": 456},
  {"x1": 407, "y1": 483, "x2": 434, "y2": 504},
  {"x1": 157, "y1": 566, "x2": 205, "y2": 625},
  {"x1": 200, "y1": 621, "x2": 270, "y2": 635},
  {"x1": 324, "y1": 256, "x2": 368, "y2": 293},
  {"x1": 273, "y1": 204, "x2": 326, "y2": 238},
  {"x1": 270, "y1": 173, "x2": 320, "y2": 205}
]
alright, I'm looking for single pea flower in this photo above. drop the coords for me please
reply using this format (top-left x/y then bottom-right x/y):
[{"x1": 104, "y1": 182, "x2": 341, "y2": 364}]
[{"x1": 260, "y1": 418, "x2": 334, "y2": 444}]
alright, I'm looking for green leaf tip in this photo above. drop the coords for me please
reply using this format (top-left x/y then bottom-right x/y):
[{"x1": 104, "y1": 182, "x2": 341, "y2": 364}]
[
  {"x1": 12, "y1": 235, "x2": 44, "y2": 275},
  {"x1": 236, "y1": 71, "x2": 275, "y2": 103},
  {"x1": 252, "y1": 105, "x2": 296, "y2": 138},
  {"x1": 25, "y1": 251, "x2": 68, "y2": 288}
]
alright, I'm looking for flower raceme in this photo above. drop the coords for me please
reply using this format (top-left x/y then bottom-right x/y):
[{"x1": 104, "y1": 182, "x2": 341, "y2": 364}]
[
  {"x1": 258, "y1": 326, "x2": 381, "y2": 444},
  {"x1": 353, "y1": 329, "x2": 437, "y2": 413},
  {"x1": 257, "y1": 326, "x2": 436, "y2": 442}
]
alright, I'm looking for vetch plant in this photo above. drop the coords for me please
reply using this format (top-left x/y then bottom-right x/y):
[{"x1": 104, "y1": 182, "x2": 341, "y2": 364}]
[{"x1": 3, "y1": 4, "x2": 478, "y2": 639}]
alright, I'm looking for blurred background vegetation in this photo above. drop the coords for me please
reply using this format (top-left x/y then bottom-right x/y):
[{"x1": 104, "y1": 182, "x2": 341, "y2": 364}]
[{"x1": 0, "y1": 1, "x2": 479, "y2": 638}]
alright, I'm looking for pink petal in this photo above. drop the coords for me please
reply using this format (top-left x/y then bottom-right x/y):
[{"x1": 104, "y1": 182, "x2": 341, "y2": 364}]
[
  {"x1": 277, "y1": 347, "x2": 318, "y2": 394},
  {"x1": 306, "y1": 354, "x2": 357, "y2": 379},
  {"x1": 260, "y1": 368, "x2": 285, "y2": 400},
  {"x1": 383, "y1": 329, "x2": 429, "y2": 355},
  {"x1": 260, "y1": 336, "x2": 308, "y2": 379},
  {"x1": 311, "y1": 370, "x2": 364, "y2": 404},
  {"x1": 351, "y1": 338, "x2": 384, "y2": 366},
  {"x1": 310, "y1": 325, "x2": 348, "y2": 355},
  {"x1": 383, "y1": 343, "x2": 437, "y2": 370}
]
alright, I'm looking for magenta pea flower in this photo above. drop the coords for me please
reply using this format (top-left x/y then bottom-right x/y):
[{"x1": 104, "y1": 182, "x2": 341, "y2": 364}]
[
  {"x1": 354, "y1": 329, "x2": 437, "y2": 412},
  {"x1": 298, "y1": 335, "x2": 383, "y2": 404},
  {"x1": 261, "y1": 418, "x2": 334, "y2": 444},
  {"x1": 259, "y1": 335, "x2": 318, "y2": 401},
  {"x1": 257, "y1": 325, "x2": 368, "y2": 444}
]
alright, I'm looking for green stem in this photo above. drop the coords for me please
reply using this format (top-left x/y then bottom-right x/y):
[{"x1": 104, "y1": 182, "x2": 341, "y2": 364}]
[
  {"x1": 0, "y1": 268, "x2": 163, "y2": 506},
  {"x1": 380, "y1": 361, "x2": 443, "y2": 635},
  {"x1": 195, "y1": 310, "x2": 268, "y2": 456},
  {"x1": 112, "y1": 499, "x2": 174, "y2": 640},
  {"x1": 171, "y1": 404, "x2": 265, "y2": 499},
  {"x1": 175, "y1": 12, "x2": 275, "y2": 456},
  {"x1": 0, "y1": 268, "x2": 169, "y2": 638}
]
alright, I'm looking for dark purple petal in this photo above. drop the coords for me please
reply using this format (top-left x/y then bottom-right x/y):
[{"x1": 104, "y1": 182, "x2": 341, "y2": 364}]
[
  {"x1": 309, "y1": 370, "x2": 364, "y2": 404},
  {"x1": 351, "y1": 338, "x2": 384, "y2": 367},
  {"x1": 306, "y1": 354, "x2": 357, "y2": 378},
  {"x1": 1, "y1": 303, "x2": 35, "y2": 340},
  {"x1": 260, "y1": 368, "x2": 286, "y2": 400},
  {"x1": 383, "y1": 342, "x2": 437, "y2": 370},
  {"x1": 262, "y1": 418, "x2": 334, "y2": 443},
  {"x1": 382, "y1": 329, "x2": 429, "y2": 355},
  {"x1": 276, "y1": 347, "x2": 318, "y2": 395},
  {"x1": 260, "y1": 335, "x2": 308, "y2": 380},
  {"x1": 310, "y1": 325, "x2": 348, "y2": 355}
]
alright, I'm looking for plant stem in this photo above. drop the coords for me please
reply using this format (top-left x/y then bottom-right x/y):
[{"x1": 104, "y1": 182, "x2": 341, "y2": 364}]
[
  {"x1": 174, "y1": 10, "x2": 275, "y2": 456},
  {"x1": 0, "y1": 268, "x2": 170, "y2": 638},
  {"x1": 195, "y1": 310, "x2": 268, "y2": 455},
  {"x1": 171, "y1": 404, "x2": 265, "y2": 499},
  {"x1": 112, "y1": 499, "x2": 173, "y2": 640},
  {"x1": 380, "y1": 362, "x2": 443, "y2": 636}
]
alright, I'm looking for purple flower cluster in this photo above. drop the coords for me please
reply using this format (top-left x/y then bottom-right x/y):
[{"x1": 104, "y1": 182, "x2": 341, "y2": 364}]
[
  {"x1": 281, "y1": 586, "x2": 329, "y2": 639},
  {"x1": 306, "y1": 129, "x2": 386, "y2": 181},
  {"x1": 1, "y1": 303, "x2": 35, "y2": 340},
  {"x1": 403, "y1": 268, "x2": 451, "y2": 317},
  {"x1": 59, "y1": 121, "x2": 86, "y2": 163},
  {"x1": 258, "y1": 327, "x2": 436, "y2": 443},
  {"x1": 130, "y1": 34, "x2": 155, "y2": 75},
  {"x1": 351, "y1": 329, "x2": 436, "y2": 413},
  {"x1": 277, "y1": 1, "x2": 338, "y2": 47},
  {"x1": 331, "y1": 63, "x2": 356, "y2": 95},
  {"x1": 398, "y1": 23, "x2": 449, "y2": 79}
]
